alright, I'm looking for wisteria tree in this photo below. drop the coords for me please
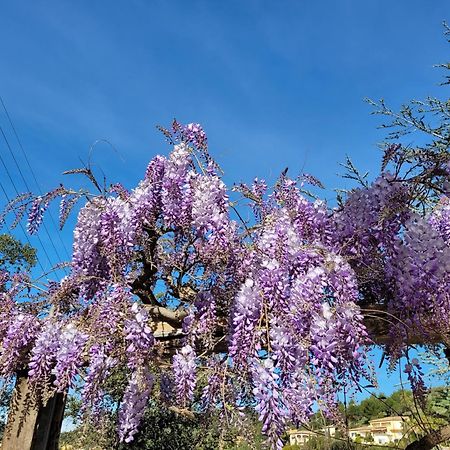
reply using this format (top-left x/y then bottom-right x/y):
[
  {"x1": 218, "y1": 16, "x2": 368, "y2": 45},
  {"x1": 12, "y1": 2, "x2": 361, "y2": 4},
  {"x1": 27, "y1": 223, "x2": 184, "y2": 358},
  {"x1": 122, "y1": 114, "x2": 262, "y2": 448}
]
[{"x1": 1, "y1": 35, "x2": 449, "y2": 450}]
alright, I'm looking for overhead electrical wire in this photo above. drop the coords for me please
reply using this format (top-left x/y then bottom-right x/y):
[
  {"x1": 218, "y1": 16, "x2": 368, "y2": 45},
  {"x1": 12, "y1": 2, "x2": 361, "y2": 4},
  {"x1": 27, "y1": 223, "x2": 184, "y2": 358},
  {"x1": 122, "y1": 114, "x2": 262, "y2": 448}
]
[
  {"x1": 0, "y1": 144, "x2": 56, "y2": 275},
  {"x1": 0, "y1": 123, "x2": 68, "y2": 276},
  {"x1": 0, "y1": 178, "x2": 45, "y2": 273},
  {"x1": 0, "y1": 96, "x2": 71, "y2": 261}
]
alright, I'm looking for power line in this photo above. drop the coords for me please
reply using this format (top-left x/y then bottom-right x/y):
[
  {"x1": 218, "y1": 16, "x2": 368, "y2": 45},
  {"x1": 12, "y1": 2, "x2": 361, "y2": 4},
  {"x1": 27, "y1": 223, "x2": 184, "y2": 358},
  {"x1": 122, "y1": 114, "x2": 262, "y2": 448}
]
[
  {"x1": 0, "y1": 182, "x2": 14, "y2": 235},
  {"x1": 0, "y1": 123, "x2": 67, "y2": 275},
  {"x1": 0, "y1": 145, "x2": 55, "y2": 274},
  {"x1": 0, "y1": 96, "x2": 71, "y2": 261},
  {"x1": 0, "y1": 179, "x2": 45, "y2": 273}
]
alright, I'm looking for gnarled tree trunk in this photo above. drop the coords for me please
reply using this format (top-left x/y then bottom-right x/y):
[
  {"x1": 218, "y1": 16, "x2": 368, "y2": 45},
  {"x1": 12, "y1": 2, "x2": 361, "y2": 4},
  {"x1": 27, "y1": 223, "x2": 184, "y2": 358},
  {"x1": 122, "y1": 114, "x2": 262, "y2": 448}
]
[{"x1": 2, "y1": 371, "x2": 66, "y2": 450}]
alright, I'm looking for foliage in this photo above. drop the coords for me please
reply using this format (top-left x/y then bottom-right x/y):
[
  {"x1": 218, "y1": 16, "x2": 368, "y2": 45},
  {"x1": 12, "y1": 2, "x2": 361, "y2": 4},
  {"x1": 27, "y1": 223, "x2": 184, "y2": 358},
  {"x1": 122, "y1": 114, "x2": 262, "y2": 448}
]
[
  {"x1": 427, "y1": 387, "x2": 450, "y2": 422},
  {"x1": 0, "y1": 233, "x2": 36, "y2": 273},
  {"x1": 61, "y1": 400, "x2": 222, "y2": 450},
  {"x1": 62, "y1": 365, "x2": 266, "y2": 449},
  {"x1": 61, "y1": 401, "x2": 268, "y2": 449},
  {"x1": 344, "y1": 390, "x2": 415, "y2": 427},
  {"x1": 0, "y1": 380, "x2": 13, "y2": 439},
  {"x1": 298, "y1": 436, "x2": 359, "y2": 450}
]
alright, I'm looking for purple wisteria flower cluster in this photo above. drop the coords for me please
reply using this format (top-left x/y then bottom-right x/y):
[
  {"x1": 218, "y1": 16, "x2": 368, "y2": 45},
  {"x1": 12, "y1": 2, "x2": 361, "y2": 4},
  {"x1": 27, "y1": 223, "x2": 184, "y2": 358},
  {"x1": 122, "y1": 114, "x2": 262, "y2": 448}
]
[
  {"x1": 118, "y1": 367, "x2": 154, "y2": 443},
  {"x1": 172, "y1": 344, "x2": 196, "y2": 407},
  {"x1": 227, "y1": 192, "x2": 371, "y2": 445}
]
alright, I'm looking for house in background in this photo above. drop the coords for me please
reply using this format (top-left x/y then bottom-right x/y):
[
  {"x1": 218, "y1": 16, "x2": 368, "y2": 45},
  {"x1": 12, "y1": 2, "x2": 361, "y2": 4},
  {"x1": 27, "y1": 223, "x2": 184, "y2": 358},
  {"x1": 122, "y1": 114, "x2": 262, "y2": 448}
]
[
  {"x1": 287, "y1": 429, "x2": 316, "y2": 446},
  {"x1": 288, "y1": 415, "x2": 410, "y2": 447},
  {"x1": 362, "y1": 416, "x2": 409, "y2": 445},
  {"x1": 348, "y1": 425, "x2": 373, "y2": 441}
]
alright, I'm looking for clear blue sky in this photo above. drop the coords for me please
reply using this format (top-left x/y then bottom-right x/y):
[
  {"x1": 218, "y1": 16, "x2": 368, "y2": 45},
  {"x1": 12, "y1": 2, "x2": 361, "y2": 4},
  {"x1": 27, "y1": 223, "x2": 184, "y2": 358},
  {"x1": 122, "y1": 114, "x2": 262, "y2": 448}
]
[{"x1": 0, "y1": 0, "x2": 448, "y2": 397}]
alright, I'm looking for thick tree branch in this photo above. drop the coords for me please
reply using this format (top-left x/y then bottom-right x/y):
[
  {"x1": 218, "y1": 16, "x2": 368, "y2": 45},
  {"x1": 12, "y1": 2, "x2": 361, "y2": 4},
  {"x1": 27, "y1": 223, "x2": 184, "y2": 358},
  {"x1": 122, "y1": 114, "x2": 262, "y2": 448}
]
[
  {"x1": 361, "y1": 305, "x2": 447, "y2": 346},
  {"x1": 144, "y1": 304, "x2": 188, "y2": 328},
  {"x1": 130, "y1": 227, "x2": 159, "y2": 305},
  {"x1": 405, "y1": 424, "x2": 450, "y2": 450}
]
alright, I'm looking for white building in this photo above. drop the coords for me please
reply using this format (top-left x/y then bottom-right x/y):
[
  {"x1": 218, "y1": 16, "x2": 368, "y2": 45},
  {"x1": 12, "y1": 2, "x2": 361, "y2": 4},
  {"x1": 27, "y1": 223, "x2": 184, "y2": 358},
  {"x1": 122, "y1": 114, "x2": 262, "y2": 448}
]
[
  {"x1": 287, "y1": 429, "x2": 317, "y2": 446},
  {"x1": 289, "y1": 415, "x2": 409, "y2": 447},
  {"x1": 362, "y1": 416, "x2": 408, "y2": 445}
]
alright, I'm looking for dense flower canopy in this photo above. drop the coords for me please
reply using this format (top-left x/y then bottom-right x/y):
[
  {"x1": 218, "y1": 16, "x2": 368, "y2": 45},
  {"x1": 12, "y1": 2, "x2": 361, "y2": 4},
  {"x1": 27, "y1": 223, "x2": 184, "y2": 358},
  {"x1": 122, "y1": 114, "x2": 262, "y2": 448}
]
[{"x1": 1, "y1": 121, "x2": 449, "y2": 449}]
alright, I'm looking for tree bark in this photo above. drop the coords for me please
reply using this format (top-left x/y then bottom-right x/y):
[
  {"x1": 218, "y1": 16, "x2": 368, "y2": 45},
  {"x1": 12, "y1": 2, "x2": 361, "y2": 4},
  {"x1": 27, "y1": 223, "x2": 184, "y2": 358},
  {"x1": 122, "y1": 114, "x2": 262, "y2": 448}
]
[
  {"x1": 405, "y1": 425, "x2": 450, "y2": 450},
  {"x1": 2, "y1": 371, "x2": 66, "y2": 450}
]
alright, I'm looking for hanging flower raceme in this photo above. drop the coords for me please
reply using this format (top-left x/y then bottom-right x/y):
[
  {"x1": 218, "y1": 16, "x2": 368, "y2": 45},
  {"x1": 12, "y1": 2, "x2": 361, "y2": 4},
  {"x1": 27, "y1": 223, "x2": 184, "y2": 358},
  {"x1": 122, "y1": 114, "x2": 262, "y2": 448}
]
[
  {"x1": 252, "y1": 359, "x2": 287, "y2": 450},
  {"x1": 229, "y1": 278, "x2": 263, "y2": 367},
  {"x1": 404, "y1": 358, "x2": 428, "y2": 409},
  {"x1": 124, "y1": 302, "x2": 155, "y2": 369},
  {"x1": 429, "y1": 196, "x2": 450, "y2": 246},
  {"x1": 118, "y1": 367, "x2": 154, "y2": 443},
  {"x1": 28, "y1": 320, "x2": 63, "y2": 389},
  {"x1": 0, "y1": 311, "x2": 40, "y2": 378},
  {"x1": 161, "y1": 143, "x2": 193, "y2": 228},
  {"x1": 386, "y1": 213, "x2": 450, "y2": 341},
  {"x1": 72, "y1": 199, "x2": 108, "y2": 298},
  {"x1": 182, "y1": 291, "x2": 218, "y2": 349},
  {"x1": 52, "y1": 323, "x2": 88, "y2": 392},
  {"x1": 172, "y1": 344, "x2": 196, "y2": 407},
  {"x1": 191, "y1": 173, "x2": 229, "y2": 237},
  {"x1": 130, "y1": 155, "x2": 166, "y2": 228},
  {"x1": 88, "y1": 284, "x2": 132, "y2": 341},
  {"x1": 99, "y1": 197, "x2": 136, "y2": 279},
  {"x1": 81, "y1": 344, "x2": 117, "y2": 415},
  {"x1": 178, "y1": 122, "x2": 208, "y2": 150},
  {"x1": 200, "y1": 357, "x2": 222, "y2": 411},
  {"x1": 227, "y1": 194, "x2": 371, "y2": 448}
]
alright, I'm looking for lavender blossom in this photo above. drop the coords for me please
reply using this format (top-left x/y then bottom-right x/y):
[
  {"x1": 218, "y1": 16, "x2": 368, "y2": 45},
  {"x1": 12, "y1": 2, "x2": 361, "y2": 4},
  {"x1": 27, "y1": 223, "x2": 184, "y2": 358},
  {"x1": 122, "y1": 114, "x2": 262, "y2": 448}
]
[
  {"x1": 229, "y1": 279, "x2": 262, "y2": 367},
  {"x1": 124, "y1": 302, "x2": 154, "y2": 369},
  {"x1": 118, "y1": 367, "x2": 154, "y2": 443},
  {"x1": 172, "y1": 344, "x2": 196, "y2": 407},
  {"x1": 429, "y1": 196, "x2": 450, "y2": 245},
  {"x1": 161, "y1": 143, "x2": 193, "y2": 228},
  {"x1": 0, "y1": 312, "x2": 40, "y2": 377},
  {"x1": 27, "y1": 197, "x2": 45, "y2": 235},
  {"x1": 82, "y1": 344, "x2": 117, "y2": 414},
  {"x1": 28, "y1": 321, "x2": 62, "y2": 387},
  {"x1": 179, "y1": 122, "x2": 208, "y2": 150},
  {"x1": 52, "y1": 323, "x2": 88, "y2": 391},
  {"x1": 191, "y1": 174, "x2": 229, "y2": 238},
  {"x1": 252, "y1": 359, "x2": 286, "y2": 450}
]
